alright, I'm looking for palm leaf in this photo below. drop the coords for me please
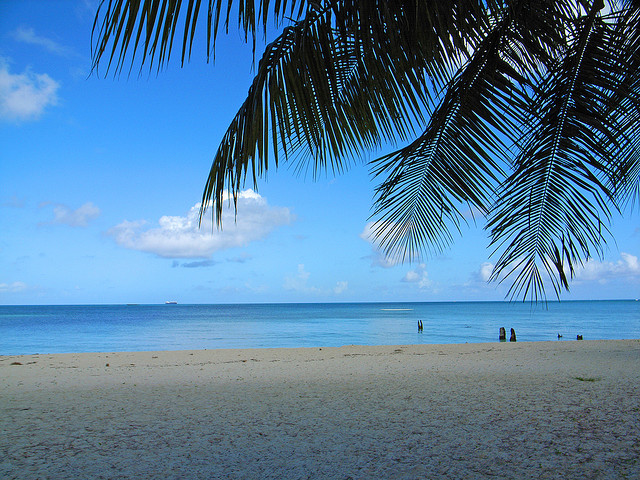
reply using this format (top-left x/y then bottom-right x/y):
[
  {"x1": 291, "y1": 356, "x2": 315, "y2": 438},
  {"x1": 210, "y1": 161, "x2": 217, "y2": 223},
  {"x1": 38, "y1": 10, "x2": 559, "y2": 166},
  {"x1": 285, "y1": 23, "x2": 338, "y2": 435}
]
[
  {"x1": 598, "y1": 2, "x2": 640, "y2": 207},
  {"x1": 90, "y1": 0, "x2": 640, "y2": 300},
  {"x1": 368, "y1": 0, "x2": 559, "y2": 262},
  {"x1": 200, "y1": 1, "x2": 485, "y2": 225},
  {"x1": 487, "y1": 1, "x2": 624, "y2": 300},
  {"x1": 91, "y1": 0, "x2": 308, "y2": 74}
]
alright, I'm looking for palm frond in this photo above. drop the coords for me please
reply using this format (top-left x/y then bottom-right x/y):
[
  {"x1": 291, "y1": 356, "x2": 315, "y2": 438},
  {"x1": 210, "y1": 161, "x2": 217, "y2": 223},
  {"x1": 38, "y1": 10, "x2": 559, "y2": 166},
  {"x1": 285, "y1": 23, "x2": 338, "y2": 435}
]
[
  {"x1": 487, "y1": 1, "x2": 623, "y2": 300},
  {"x1": 90, "y1": 0, "x2": 640, "y2": 301},
  {"x1": 598, "y1": 1, "x2": 640, "y2": 207},
  {"x1": 200, "y1": 1, "x2": 485, "y2": 226},
  {"x1": 367, "y1": 0, "x2": 557, "y2": 262},
  {"x1": 91, "y1": 0, "x2": 308, "y2": 75}
]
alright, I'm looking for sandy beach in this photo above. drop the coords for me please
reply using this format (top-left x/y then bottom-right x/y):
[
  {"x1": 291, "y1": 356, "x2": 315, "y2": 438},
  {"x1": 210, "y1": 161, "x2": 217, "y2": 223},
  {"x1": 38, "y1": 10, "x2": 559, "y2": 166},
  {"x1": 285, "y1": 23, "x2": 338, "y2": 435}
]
[{"x1": 1, "y1": 340, "x2": 639, "y2": 479}]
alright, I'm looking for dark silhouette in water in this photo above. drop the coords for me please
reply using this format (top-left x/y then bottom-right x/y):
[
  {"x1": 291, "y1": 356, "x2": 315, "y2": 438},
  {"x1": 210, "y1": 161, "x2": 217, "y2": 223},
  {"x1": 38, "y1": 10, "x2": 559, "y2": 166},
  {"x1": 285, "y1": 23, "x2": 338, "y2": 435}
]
[
  {"x1": 418, "y1": 320, "x2": 423, "y2": 332},
  {"x1": 558, "y1": 333, "x2": 563, "y2": 339},
  {"x1": 577, "y1": 334, "x2": 583, "y2": 340},
  {"x1": 510, "y1": 328, "x2": 517, "y2": 342},
  {"x1": 499, "y1": 327, "x2": 506, "y2": 341}
]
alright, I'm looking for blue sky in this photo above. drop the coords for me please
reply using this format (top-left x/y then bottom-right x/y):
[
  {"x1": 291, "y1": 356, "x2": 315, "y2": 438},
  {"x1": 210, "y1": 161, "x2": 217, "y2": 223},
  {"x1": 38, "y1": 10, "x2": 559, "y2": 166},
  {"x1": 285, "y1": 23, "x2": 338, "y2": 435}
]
[{"x1": 1, "y1": 1, "x2": 639, "y2": 305}]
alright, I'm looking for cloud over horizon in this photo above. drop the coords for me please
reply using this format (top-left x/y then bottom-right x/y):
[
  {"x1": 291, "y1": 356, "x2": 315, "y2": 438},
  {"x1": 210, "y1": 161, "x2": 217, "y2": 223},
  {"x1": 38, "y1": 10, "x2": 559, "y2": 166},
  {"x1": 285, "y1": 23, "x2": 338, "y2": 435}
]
[
  {"x1": 466, "y1": 253, "x2": 640, "y2": 294},
  {"x1": 283, "y1": 264, "x2": 315, "y2": 292},
  {"x1": 574, "y1": 252, "x2": 640, "y2": 283},
  {"x1": 108, "y1": 190, "x2": 294, "y2": 258},
  {"x1": 478, "y1": 262, "x2": 494, "y2": 282},
  {"x1": 402, "y1": 263, "x2": 433, "y2": 288},
  {"x1": 0, "y1": 281, "x2": 28, "y2": 293},
  {"x1": 0, "y1": 58, "x2": 59, "y2": 121},
  {"x1": 360, "y1": 222, "x2": 403, "y2": 268},
  {"x1": 283, "y1": 264, "x2": 348, "y2": 296},
  {"x1": 41, "y1": 202, "x2": 101, "y2": 227}
]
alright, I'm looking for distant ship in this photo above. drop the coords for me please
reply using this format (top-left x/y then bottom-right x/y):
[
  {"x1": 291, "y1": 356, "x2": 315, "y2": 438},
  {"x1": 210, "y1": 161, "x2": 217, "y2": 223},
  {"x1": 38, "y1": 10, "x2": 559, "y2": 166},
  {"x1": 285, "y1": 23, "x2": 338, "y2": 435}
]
[{"x1": 165, "y1": 301, "x2": 178, "y2": 304}]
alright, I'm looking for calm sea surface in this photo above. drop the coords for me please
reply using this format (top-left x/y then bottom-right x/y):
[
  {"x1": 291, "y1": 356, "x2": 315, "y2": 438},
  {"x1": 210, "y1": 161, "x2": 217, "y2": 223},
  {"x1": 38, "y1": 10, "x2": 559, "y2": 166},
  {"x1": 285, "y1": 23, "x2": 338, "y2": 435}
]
[{"x1": 0, "y1": 301, "x2": 638, "y2": 355}]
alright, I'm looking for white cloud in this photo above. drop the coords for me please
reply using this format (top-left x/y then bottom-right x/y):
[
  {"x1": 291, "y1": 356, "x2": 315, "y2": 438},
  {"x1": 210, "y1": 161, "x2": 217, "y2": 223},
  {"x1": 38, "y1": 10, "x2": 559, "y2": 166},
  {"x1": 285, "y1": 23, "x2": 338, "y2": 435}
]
[
  {"x1": 478, "y1": 262, "x2": 494, "y2": 282},
  {"x1": 460, "y1": 262, "x2": 505, "y2": 294},
  {"x1": 42, "y1": 202, "x2": 101, "y2": 227},
  {"x1": 402, "y1": 263, "x2": 432, "y2": 288},
  {"x1": 468, "y1": 253, "x2": 640, "y2": 292},
  {"x1": 623, "y1": 253, "x2": 640, "y2": 272},
  {"x1": 333, "y1": 280, "x2": 348, "y2": 294},
  {"x1": 363, "y1": 251, "x2": 400, "y2": 268},
  {"x1": 12, "y1": 27, "x2": 74, "y2": 56},
  {"x1": 283, "y1": 264, "x2": 347, "y2": 296},
  {"x1": 360, "y1": 222, "x2": 402, "y2": 268},
  {"x1": 0, "y1": 58, "x2": 59, "y2": 121},
  {"x1": 283, "y1": 264, "x2": 313, "y2": 291},
  {"x1": 0, "y1": 281, "x2": 28, "y2": 293},
  {"x1": 108, "y1": 190, "x2": 293, "y2": 258},
  {"x1": 574, "y1": 253, "x2": 640, "y2": 283},
  {"x1": 360, "y1": 221, "x2": 386, "y2": 249}
]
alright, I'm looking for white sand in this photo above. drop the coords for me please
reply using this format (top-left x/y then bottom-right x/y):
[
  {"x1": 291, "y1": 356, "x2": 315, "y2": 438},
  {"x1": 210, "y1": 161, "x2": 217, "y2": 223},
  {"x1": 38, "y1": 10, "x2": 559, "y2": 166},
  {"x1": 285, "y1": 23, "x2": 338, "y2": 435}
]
[{"x1": 1, "y1": 340, "x2": 639, "y2": 479}]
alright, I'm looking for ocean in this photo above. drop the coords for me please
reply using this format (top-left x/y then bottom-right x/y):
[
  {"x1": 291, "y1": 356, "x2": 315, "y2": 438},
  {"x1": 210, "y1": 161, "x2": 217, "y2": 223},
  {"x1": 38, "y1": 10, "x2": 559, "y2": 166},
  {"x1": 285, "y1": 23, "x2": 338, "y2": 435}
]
[{"x1": 1, "y1": 301, "x2": 638, "y2": 355}]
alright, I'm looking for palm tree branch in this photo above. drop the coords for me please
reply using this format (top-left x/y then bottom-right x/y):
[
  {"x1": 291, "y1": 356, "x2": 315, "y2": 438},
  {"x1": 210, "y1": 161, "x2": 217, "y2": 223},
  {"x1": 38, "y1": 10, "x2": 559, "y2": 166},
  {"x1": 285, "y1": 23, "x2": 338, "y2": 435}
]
[
  {"x1": 487, "y1": 0, "x2": 623, "y2": 300},
  {"x1": 368, "y1": 0, "x2": 550, "y2": 263},
  {"x1": 200, "y1": 1, "x2": 484, "y2": 226},
  {"x1": 91, "y1": 0, "x2": 310, "y2": 74}
]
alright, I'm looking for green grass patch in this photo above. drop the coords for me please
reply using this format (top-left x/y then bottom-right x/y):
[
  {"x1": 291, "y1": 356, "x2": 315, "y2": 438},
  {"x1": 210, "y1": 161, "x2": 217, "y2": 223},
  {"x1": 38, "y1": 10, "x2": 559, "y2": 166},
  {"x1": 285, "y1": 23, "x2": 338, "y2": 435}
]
[{"x1": 574, "y1": 376, "x2": 600, "y2": 382}]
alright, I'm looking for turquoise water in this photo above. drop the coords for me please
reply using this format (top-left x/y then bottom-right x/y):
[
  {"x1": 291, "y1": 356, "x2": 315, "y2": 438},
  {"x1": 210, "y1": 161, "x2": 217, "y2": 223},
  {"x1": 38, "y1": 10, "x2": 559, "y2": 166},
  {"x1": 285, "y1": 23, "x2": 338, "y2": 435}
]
[{"x1": 0, "y1": 301, "x2": 638, "y2": 355}]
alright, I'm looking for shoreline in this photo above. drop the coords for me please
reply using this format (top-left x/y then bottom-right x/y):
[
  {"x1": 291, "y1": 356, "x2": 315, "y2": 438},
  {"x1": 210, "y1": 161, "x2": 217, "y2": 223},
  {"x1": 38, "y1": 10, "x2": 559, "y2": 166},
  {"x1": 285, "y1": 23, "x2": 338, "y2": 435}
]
[
  {"x1": 2, "y1": 340, "x2": 639, "y2": 479},
  {"x1": 4, "y1": 335, "x2": 640, "y2": 358}
]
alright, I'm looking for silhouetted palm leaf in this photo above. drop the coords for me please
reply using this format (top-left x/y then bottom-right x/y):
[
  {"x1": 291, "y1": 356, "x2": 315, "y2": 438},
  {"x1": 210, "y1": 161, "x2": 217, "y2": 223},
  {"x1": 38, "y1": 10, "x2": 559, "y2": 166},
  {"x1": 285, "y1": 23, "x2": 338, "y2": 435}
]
[
  {"x1": 488, "y1": 1, "x2": 640, "y2": 299},
  {"x1": 369, "y1": 0, "x2": 562, "y2": 262},
  {"x1": 92, "y1": 0, "x2": 640, "y2": 300}
]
